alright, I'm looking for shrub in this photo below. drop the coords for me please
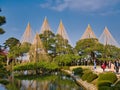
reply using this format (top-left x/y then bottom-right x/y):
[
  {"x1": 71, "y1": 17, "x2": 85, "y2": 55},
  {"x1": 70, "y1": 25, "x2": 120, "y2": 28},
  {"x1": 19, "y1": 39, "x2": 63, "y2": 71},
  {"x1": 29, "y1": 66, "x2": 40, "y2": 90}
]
[
  {"x1": 14, "y1": 62, "x2": 60, "y2": 71},
  {"x1": 98, "y1": 72, "x2": 117, "y2": 83},
  {"x1": 87, "y1": 73, "x2": 98, "y2": 82},
  {"x1": 62, "y1": 66, "x2": 69, "y2": 70},
  {"x1": 112, "y1": 86, "x2": 120, "y2": 90},
  {"x1": 72, "y1": 67, "x2": 83, "y2": 76},
  {"x1": 83, "y1": 69, "x2": 91, "y2": 74},
  {"x1": 81, "y1": 71, "x2": 92, "y2": 81},
  {"x1": 115, "y1": 81, "x2": 120, "y2": 86},
  {"x1": 112, "y1": 81, "x2": 120, "y2": 90},
  {"x1": 97, "y1": 80, "x2": 112, "y2": 87},
  {"x1": 97, "y1": 72, "x2": 118, "y2": 90},
  {"x1": 98, "y1": 86, "x2": 112, "y2": 90}
]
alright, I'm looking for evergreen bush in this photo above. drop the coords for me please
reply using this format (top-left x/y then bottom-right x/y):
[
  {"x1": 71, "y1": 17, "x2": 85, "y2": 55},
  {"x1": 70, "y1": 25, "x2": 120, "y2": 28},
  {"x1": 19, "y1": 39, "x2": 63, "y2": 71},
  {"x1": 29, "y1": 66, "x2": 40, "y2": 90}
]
[
  {"x1": 98, "y1": 86, "x2": 112, "y2": 90},
  {"x1": 87, "y1": 73, "x2": 98, "y2": 82},
  {"x1": 72, "y1": 67, "x2": 83, "y2": 76},
  {"x1": 81, "y1": 70, "x2": 92, "y2": 81},
  {"x1": 98, "y1": 72, "x2": 117, "y2": 83},
  {"x1": 97, "y1": 72, "x2": 118, "y2": 90},
  {"x1": 97, "y1": 80, "x2": 112, "y2": 87},
  {"x1": 112, "y1": 81, "x2": 120, "y2": 90}
]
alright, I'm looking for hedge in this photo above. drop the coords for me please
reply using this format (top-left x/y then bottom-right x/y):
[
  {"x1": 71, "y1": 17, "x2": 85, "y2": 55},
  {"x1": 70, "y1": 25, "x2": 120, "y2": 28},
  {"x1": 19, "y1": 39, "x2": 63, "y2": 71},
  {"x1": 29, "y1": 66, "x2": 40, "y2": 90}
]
[
  {"x1": 98, "y1": 86, "x2": 112, "y2": 90},
  {"x1": 81, "y1": 71, "x2": 92, "y2": 81},
  {"x1": 97, "y1": 72, "x2": 118, "y2": 90},
  {"x1": 97, "y1": 80, "x2": 112, "y2": 87},
  {"x1": 98, "y1": 72, "x2": 117, "y2": 83},
  {"x1": 72, "y1": 67, "x2": 83, "y2": 76},
  {"x1": 14, "y1": 61, "x2": 60, "y2": 71},
  {"x1": 87, "y1": 73, "x2": 98, "y2": 82},
  {"x1": 112, "y1": 81, "x2": 120, "y2": 90}
]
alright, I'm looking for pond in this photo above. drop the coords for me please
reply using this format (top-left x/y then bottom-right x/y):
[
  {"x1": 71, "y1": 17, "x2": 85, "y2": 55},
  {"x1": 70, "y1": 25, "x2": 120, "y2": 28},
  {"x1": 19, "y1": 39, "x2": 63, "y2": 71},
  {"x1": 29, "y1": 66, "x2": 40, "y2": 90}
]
[
  {"x1": 2, "y1": 73, "x2": 84, "y2": 90},
  {"x1": 0, "y1": 84, "x2": 6, "y2": 90}
]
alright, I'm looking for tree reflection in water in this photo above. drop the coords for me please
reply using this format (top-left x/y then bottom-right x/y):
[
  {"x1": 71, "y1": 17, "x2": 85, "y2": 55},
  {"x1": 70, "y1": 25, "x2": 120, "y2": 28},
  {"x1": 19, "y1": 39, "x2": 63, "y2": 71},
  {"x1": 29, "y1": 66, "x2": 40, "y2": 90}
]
[{"x1": 6, "y1": 74, "x2": 84, "y2": 90}]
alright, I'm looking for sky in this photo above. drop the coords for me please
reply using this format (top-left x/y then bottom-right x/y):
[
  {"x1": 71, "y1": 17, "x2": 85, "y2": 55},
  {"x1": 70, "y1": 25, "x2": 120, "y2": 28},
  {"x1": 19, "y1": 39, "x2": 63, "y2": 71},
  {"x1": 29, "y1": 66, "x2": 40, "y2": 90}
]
[{"x1": 0, "y1": 0, "x2": 120, "y2": 47}]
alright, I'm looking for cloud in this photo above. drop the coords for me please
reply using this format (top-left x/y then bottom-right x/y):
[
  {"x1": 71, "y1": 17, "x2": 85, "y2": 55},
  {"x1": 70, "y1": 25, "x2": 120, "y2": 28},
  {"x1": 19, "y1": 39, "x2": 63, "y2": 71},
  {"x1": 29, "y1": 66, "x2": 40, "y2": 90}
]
[
  {"x1": 40, "y1": 3, "x2": 50, "y2": 8},
  {"x1": 99, "y1": 10, "x2": 120, "y2": 16},
  {"x1": 51, "y1": 2, "x2": 68, "y2": 11},
  {"x1": 40, "y1": 0, "x2": 120, "y2": 13}
]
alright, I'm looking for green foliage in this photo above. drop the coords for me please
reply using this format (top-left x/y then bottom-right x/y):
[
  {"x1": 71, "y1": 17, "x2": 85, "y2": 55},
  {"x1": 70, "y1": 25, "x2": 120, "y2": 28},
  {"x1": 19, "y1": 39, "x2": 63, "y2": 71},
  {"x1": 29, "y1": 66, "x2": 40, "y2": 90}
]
[
  {"x1": 39, "y1": 31, "x2": 56, "y2": 57},
  {"x1": 112, "y1": 86, "x2": 120, "y2": 90},
  {"x1": 14, "y1": 61, "x2": 60, "y2": 71},
  {"x1": 112, "y1": 81, "x2": 120, "y2": 90},
  {"x1": 55, "y1": 35, "x2": 73, "y2": 55},
  {"x1": 15, "y1": 75, "x2": 57, "y2": 81},
  {"x1": 75, "y1": 38, "x2": 120, "y2": 61},
  {"x1": 0, "y1": 28, "x2": 5, "y2": 34},
  {"x1": 72, "y1": 67, "x2": 83, "y2": 76},
  {"x1": 46, "y1": 62, "x2": 59, "y2": 70},
  {"x1": 14, "y1": 63, "x2": 34, "y2": 71},
  {"x1": 7, "y1": 42, "x2": 31, "y2": 59},
  {"x1": 97, "y1": 72, "x2": 118, "y2": 90},
  {"x1": 62, "y1": 66, "x2": 69, "y2": 70},
  {"x1": 0, "y1": 16, "x2": 6, "y2": 26},
  {"x1": 19, "y1": 42, "x2": 31, "y2": 53},
  {"x1": 97, "y1": 80, "x2": 112, "y2": 87},
  {"x1": 6, "y1": 81, "x2": 20, "y2": 90},
  {"x1": 0, "y1": 55, "x2": 9, "y2": 78},
  {"x1": 0, "y1": 9, "x2": 6, "y2": 34},
  {"x1": 75, "y1": 38, "x2": 102, "y2": 53},
  {"x1": 102, "y1": 45, "x2": 120, "y2": 59},
  {"x1": 8, "y1": 46, "x2": 21, "y2": 58},
  {"x1": 15, "y1": 74, "x2": 79, "y2": 89},
  {"x1": 78, "y1": 68, "x2": 98, "y2": 82},
  {"x1": 82, "y1": 68, "x2": 91, "y2": 74},
  {"x1": 87, "y1": 73, "x2": 98, "y2": 82},
  {"x1": 116, "y1": 81, "x2": 120, "y2": 86},
  {"x1": 54, "y1": 54, "x2": 80, "y2": 66},
  {"x1": 4, "y1": 37, "x2": 20, "y2": 49},
  {"x1": 75, "y1": 38, "x2": 104, "y2": 60},
  {"x1": 98, "y1": 86, "x2": 112, "y2": 90},
  {"x1": 99, "y1": 58, "x2": 114, "y2": 61},
  {"x1": 56, "y1": 77, "x2": 78, "y2": 87},
  {"x1": 81, "y1": 70, "x2": 92, "y2": 81},
  {"x1": 98, "y1": 72, "x2": 117, "y2": 84}
]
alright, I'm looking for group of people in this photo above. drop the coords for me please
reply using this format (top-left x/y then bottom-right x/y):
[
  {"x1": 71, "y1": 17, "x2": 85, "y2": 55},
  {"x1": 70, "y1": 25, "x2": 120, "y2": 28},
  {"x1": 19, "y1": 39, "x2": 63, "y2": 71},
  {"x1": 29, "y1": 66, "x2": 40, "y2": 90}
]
[
  {"x1": 93, "y1": 59, "x2": 120, "y2": 74},
  {"x1": 101, "y1": 60, "x2": 120, "y2": 73}
]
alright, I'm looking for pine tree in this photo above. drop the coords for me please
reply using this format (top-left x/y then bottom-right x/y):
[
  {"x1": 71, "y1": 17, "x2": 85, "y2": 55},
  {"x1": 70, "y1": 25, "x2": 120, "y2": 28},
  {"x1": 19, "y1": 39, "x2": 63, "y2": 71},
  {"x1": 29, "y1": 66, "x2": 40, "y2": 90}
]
[
  {"x1": 0, "y1": 8, "x2": 6, "y2": 34},
  {"x1": 0, "y1": 9, "x2": 9, "y2": 80}
]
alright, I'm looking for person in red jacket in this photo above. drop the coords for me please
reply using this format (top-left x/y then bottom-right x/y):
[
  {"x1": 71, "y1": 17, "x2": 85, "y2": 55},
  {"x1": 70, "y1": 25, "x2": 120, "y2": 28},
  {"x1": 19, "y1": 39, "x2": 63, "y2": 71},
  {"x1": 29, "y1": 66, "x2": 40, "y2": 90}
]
[{"x1": 101, "y1": 62, "x2": 106, "y2": 71}]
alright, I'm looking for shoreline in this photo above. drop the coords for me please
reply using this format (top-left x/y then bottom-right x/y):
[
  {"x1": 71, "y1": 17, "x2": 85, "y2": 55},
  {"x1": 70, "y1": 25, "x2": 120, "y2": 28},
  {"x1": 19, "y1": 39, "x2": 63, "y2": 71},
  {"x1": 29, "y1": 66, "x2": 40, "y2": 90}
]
[{"x1": 61, "y1": 69, "x2": 97, "y2": 90}]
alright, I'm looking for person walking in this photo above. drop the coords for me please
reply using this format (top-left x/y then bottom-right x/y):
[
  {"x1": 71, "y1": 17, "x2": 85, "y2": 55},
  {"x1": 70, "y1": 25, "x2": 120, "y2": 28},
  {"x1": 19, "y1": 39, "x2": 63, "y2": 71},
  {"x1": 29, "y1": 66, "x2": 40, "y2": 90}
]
[
  {"x1": 93, "y1": 59, "x2": 96, "y2": 70},
  {"x1": 101, "y1": 61, "x2": 106, "y2": 72},
  {"x1": 108, "y1": 61, "x2": 111, "y2": 69},
  {"x1": 110, "y1": 61, "x2": 115, "y2": 72},
  {"x1": 114, "y1": 60, "x2": 120, "y2": 74}
]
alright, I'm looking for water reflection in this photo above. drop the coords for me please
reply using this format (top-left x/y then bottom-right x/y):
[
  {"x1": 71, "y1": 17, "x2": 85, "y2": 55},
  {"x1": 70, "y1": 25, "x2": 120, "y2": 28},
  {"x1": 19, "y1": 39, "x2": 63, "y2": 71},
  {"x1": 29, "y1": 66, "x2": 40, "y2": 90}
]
[{"x1": 6, "y1": 74, "x2": 83, "y2": 90}]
